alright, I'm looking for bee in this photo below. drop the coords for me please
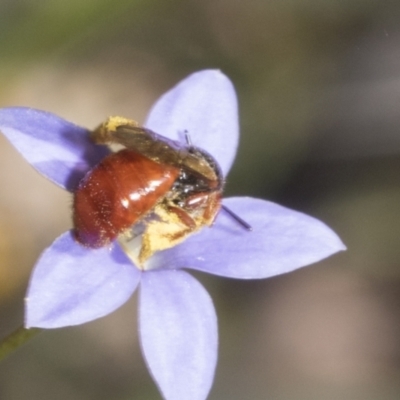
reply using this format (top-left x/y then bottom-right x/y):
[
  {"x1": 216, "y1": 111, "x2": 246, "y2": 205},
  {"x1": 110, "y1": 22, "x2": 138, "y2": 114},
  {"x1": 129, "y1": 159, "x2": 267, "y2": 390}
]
[{"x1": 73, "y1": 117, "x2": 224, "y2": 265}]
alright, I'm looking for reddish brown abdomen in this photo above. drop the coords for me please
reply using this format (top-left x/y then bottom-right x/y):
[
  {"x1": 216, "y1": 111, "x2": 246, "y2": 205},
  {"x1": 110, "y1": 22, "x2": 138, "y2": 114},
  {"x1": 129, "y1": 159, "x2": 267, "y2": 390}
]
[{"x1": 73, "y1": 149, "x2": 180, "y2": 248}]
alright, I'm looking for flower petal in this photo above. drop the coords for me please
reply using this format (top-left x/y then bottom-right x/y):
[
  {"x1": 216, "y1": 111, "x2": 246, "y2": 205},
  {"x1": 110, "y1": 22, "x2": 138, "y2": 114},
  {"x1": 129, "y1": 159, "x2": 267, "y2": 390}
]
[
  {"x1": 0, "y1": 107, "x2": 109, "y2": 191},
  {"x1": 150, "y1": 197, "x2": 346, "y2": 279},
  {"x1": 145, "y1": 70, "x2": 239, "y2": 176},
  {"x1": 139, "y1": 270, "x2": 217, "y2": 400},
  {"x1": 25, "y1": 231, "x2": 140, "y2": 328}
]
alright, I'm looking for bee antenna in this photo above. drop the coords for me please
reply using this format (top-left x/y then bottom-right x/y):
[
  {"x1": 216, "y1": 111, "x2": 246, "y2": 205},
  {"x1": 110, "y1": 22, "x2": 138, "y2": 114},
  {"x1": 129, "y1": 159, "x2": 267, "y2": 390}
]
[
  {"x1": 181, "y1": 131, "x2": 250, "y2": 231},
  {"x1": 184, "y1": 130, "x2": 193, "y2": 147},
  {"x1": 221, "y1": 204, "x2": 252, "y2": 231}
]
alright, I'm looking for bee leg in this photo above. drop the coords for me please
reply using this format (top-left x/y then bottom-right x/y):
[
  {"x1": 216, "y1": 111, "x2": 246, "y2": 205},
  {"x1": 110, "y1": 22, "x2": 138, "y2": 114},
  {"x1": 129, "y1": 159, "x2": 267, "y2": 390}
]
[
  {"x1": 90, "y1": 116, "x2": 139, "y2": 145},
  {"x1": 138, "y1": 204, "x2": 197, "y2": 264}
]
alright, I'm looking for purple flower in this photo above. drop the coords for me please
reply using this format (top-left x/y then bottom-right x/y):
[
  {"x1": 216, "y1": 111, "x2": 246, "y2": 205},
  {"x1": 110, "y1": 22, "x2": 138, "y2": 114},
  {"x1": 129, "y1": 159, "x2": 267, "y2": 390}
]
[{"x1": 0, "y1": 70, "x2": 345, "y2": 400}]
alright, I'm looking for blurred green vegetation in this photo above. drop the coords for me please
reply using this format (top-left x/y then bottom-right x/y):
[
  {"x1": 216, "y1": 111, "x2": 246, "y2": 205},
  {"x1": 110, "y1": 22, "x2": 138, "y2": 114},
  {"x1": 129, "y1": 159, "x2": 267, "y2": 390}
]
[{"x1": 0, "y1": 0, "x2": 150, "y2": 78}]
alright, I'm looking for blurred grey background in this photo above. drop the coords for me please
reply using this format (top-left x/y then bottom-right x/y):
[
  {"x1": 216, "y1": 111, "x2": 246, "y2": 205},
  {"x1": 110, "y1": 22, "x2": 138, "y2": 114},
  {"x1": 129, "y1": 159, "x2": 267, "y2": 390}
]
[{"x1": 0, "y1": 0, "x2": 400, "y2": 399}]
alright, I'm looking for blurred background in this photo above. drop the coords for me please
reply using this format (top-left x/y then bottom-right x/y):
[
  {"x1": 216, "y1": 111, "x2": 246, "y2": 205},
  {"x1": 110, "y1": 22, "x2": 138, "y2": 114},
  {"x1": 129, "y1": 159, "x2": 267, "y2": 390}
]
[{"x1": 0, "y1": 0, "x2": 400, "y2": 399}]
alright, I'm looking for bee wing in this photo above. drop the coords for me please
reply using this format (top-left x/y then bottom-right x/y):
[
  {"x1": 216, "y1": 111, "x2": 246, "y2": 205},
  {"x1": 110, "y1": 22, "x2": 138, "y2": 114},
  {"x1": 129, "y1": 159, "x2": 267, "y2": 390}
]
[
  {"x1": 92, "y1": 119, "x2": 219, "y2": 182},
  {"x1": 116, "y1": 125, "x2": 220, "y2": 181},
  {"x1": 114, "y1": 125, "x2": 185, "y2": 164}
]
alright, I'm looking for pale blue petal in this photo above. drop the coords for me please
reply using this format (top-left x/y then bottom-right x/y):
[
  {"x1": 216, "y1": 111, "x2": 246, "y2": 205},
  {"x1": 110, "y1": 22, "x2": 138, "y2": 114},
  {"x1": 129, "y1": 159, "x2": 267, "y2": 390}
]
[
  {"x1": 26, "y1": 231, "x2": 140, "y2": 328},
  {"x1": 145, "y1": 70, "x2": 239, "y2": 176},
  {"x1": 139, "y1": 270, "x2": 218, "y2": 400},
  {"x1": 0, "y1": 107, "x2": 109, "y2": 191},
  {"x1": 150, "y1": 197, "x2": 346, "y2": 279}
]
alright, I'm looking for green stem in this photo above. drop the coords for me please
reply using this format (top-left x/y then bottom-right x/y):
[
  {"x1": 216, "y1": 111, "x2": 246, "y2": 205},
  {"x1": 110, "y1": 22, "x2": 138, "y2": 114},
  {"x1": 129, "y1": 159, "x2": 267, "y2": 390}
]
[{"x1": 0, "y1": 326, "x2": 43, "y2": 361}]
